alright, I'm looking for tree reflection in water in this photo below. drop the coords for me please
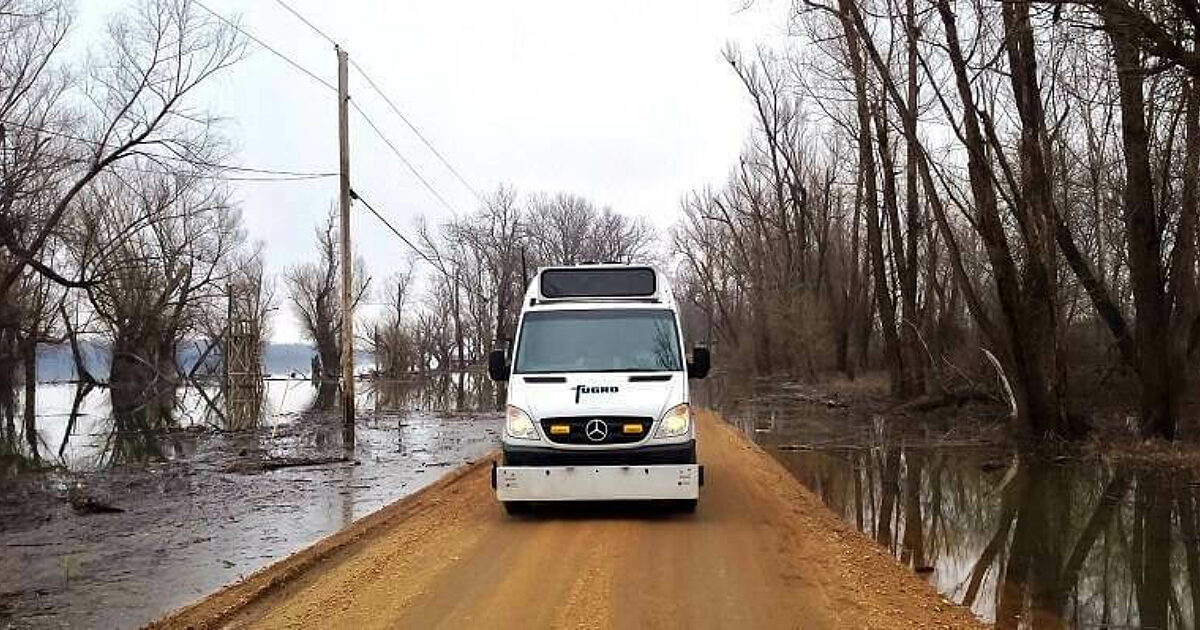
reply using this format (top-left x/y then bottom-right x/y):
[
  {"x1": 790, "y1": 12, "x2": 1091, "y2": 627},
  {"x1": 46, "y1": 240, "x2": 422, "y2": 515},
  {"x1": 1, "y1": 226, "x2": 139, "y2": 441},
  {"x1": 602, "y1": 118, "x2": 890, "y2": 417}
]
[
  {"x1": 706, "y1": 376, "x2": 1199, "y2": 628},
  {"x1": 306, "y1": 381, "x2": 338, "y2": 413},
  {"x1": 773, "y1": 444, "x2": 1196, "y2": 628},
  {"x1": 32, "y1": 372, "x2": 501, "y2": 478},
  {"x1": 103, "y1": 380, "x2": 191, "y2": 466},
  {"x1": 223, "y1": 378, "x2": 266, "y2": 432},
  {"x1": 366, "y1": 373, "x2": 497, "y2": 413}
]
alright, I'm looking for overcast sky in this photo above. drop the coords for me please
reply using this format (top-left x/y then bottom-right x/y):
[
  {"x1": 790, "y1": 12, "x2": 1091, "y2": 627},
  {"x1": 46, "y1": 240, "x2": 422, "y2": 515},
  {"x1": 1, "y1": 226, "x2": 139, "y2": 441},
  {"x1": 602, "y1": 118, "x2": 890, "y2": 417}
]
[{"x1": 79, "y1": 0, "x2": 791, "y2": 342}]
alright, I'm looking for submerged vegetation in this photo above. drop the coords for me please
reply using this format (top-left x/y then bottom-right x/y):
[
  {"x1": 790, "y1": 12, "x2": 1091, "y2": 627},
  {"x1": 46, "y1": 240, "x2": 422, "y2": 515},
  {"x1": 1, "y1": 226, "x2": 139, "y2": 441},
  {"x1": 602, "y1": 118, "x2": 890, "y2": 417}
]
[{"x1": 0, "y1": 0, "x2": 252, "y2": 460}]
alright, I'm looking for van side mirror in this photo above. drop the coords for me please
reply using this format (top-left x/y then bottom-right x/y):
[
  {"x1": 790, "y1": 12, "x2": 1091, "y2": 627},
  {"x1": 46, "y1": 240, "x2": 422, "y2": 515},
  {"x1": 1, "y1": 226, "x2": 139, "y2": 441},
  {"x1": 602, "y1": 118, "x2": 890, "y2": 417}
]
[
  {"x1": 488, "y1": 348, "x2": 510, "y2": 382},
  {"x1": 688, "y1": 347, "x2": 711, "y2": 379}
]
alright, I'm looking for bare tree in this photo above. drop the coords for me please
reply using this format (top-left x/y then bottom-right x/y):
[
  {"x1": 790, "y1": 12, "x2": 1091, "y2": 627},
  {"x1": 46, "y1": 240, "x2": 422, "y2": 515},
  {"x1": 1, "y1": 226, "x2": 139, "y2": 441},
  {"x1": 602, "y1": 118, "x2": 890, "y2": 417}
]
[
  {"x1": 524, "y1": 192, "x2": 658, "y2": 267},
  {"x1": 285, "y1": 208, "x2": 370, "y2": 380},
  {"x1": 0, "y1": 0, "x2": 243, "y2": 451},
  {"x1": 446, "y1": 185, "x2": 525, "y2": 349},
  {"x1": 723, "y1": 0, "x2": 1200, "y2": 441},
  {"x1": 409, "y1": 186, "x2": 656, "y2": 371},
  {"x1": 74, "y1": 172, "x2": 244, "y2": 427},
  {"x1": 368, "y1": 263, "x2": 417, "y2": 377},
  {"x1": 0, "y1": 0, "x2": 244, "y2": 293}
]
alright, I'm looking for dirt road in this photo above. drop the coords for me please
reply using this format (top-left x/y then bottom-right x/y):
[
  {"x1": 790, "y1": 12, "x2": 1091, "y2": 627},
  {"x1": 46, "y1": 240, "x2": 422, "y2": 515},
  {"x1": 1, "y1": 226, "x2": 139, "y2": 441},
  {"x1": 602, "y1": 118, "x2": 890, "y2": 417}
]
[{"x1": 155, "y1": 411, "x2": 983, "y2": 629}]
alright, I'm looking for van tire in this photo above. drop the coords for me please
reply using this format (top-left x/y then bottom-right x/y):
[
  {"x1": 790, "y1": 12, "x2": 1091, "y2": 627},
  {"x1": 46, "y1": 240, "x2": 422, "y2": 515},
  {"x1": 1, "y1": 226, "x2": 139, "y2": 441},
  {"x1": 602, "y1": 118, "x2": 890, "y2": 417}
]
[{"x1": 503, "y1": 501, "x2": 532, "y2": 515}]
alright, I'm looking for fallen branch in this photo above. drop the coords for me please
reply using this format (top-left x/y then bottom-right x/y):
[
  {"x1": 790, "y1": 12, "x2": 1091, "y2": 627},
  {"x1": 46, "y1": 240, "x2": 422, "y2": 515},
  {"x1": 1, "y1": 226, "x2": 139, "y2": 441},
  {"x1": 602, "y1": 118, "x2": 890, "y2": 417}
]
[
  {"x1": 226, "y1": 455, "x2": 350, "y2": 474},
  {"x1": 69, "y1": 495, "x2": 125, "y2": 514},
  {"x1": 981, "y1": 348, "x2": 1017, "y2": 421},
  {"x1": 894, "y1": 391, "x2": 995, "y2": 413}
]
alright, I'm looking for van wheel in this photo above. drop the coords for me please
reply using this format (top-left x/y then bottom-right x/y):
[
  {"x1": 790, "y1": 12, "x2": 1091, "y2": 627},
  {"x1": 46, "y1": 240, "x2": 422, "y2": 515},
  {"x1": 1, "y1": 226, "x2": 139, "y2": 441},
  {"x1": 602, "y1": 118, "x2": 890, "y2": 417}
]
[{"x1": 503, "y1": 501, "x2": 531, "y2": 515}]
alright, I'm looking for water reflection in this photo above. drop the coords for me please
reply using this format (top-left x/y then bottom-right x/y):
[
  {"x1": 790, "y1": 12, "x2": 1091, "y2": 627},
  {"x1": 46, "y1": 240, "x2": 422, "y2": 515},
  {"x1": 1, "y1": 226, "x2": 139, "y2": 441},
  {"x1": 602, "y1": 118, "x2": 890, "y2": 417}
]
[
  {"x1": 366, "y1": 373, "x2": 498, "y2": 414},
  {"x1": 222, "y1": 376, "x2": 265, "y2": 431},
  {"x1": 714, "y1": 379, "x2": 1196, "y2": 629},
  {"x1": 309, "y1": 380, "x2": 339, "y2": 413},
  {"x1": 18, "y1": 372, "x2": 499, "y2": 475},
  {"x1": 4, "y1": 374, "x2": 502, "y2": 629}
]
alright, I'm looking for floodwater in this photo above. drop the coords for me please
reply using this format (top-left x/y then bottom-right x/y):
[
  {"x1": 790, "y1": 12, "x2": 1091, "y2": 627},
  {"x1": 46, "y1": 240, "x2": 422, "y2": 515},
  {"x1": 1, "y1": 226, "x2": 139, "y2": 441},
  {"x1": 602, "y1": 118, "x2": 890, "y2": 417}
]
[
  {"x1": 707, "y1": 378, "x2": 1197, "y2": 629},
  {"x1": 0, "y1": 375, "x2": 501, "y2": 629}
]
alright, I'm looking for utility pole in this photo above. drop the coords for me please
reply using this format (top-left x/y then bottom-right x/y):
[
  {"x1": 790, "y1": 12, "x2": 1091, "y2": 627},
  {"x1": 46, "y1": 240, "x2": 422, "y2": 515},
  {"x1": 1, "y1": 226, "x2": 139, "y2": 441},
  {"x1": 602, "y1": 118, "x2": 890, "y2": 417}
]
[{"x1": 337, "y1": 45, "x2": 355, "y2": 426}]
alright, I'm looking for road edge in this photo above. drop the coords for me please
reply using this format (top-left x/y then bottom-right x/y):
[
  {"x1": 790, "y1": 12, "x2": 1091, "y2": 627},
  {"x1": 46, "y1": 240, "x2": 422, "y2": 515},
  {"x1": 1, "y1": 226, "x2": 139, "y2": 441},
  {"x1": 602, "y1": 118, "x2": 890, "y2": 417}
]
[
  {"x1": 144, "y1": 455, "x2": 498, "y2": 630},
  {"x1": 697, "y1": 407, "x2": 988, "y2": 628}
]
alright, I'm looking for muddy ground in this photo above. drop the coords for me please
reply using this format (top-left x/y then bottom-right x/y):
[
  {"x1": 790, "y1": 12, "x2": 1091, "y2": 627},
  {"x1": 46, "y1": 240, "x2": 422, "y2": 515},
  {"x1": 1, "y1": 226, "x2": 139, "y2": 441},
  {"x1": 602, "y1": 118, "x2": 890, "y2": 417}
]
[
  {"x1": 154, "y1": 410, "x2": 983, "y2": 630},
  {"x1": 1, "y1": 380, "x2": 500, "y2": 629}
]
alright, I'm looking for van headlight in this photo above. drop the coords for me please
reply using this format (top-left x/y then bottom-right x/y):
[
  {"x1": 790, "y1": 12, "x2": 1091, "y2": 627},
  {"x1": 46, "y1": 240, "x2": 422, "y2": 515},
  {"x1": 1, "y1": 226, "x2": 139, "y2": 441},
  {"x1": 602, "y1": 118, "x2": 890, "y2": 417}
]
[
  {"x1": 505, "y1": 405, "x2": 540, "y2": 440},
  {"x1": 655, "y1": 403, "x2": 691, "y2": 438}
]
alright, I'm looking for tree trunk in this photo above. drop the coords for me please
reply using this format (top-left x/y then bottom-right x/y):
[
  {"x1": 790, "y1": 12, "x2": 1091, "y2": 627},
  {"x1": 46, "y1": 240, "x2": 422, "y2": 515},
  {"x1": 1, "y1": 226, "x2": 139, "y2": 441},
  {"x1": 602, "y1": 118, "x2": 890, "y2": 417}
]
[
  {"x1": 1133, "y1": 470, "x2": 1172, "y2": 629},
  {"x1": 834, "y1": 323, "x2": 850, "y2": 376},
  {"x1": 0, "y1": 304, "x2": 18, "y2": 438},
  {"x1": 837, "y1": 0, "x2": 898, "y2": 392},
  {"x1": 1170, "y1": 72, "x2": 1200, "y2": 428},
  {"x1": 453, "y1": 275, "x2": 464, "y2": 371},
  {"x1": 754, "y1": 297, "x2": 773, "y2": 374},
  {"x1": 1105, "y1": 12, "x2": 1176, "y2": 439},
  {"x1": 1001, "y1": 0, "x2": 1074, "y2": 439},
  {"x1": 900, "y1": 450, "x2": 925, "y2": 569},
  {"x1": 316, "y1": 318, "x2": 340, "y2": 382},
  {"x1": 901, "y1": 0, "x2": 926, "y2": 396},
  {"x1": 61, "y1": 303, "x2": 99, "y2": 385},
  {"x1": 872, "y1": 102, "x2": 914, "y2": 397},
  {"x1": 917, "y1": 0, "x2": 1077, "y2": 438},
  {"x1": 876, "y1": 448, "x2": 901, "y2": 548},
  {"x1": 109, "y1": 330, "x2": 177, "y2": 433},
  {"x1": 845, "y1": 171, "x2": 865, "y2": 381},
  {"x1": 21, "y1": 336, "x2": 36, "y2": 458}
]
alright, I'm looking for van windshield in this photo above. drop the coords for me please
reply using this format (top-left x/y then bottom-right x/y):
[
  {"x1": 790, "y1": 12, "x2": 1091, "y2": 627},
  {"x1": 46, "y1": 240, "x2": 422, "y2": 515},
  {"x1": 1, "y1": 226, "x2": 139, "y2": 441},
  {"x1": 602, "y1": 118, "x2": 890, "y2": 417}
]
[{"x1": 514, "y1": 309, "x2": 682, "y2": 373}]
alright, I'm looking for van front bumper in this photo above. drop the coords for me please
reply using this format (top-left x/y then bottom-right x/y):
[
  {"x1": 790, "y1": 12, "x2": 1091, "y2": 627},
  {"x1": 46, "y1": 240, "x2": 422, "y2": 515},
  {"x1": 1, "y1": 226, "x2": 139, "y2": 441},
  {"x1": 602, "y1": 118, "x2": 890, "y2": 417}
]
[
  {"x1": 501, "y1": 440, "x2": 695, "y2": 466},
  {"x1": 493, "y1": 463, "x2": 701, "y2": 501}
]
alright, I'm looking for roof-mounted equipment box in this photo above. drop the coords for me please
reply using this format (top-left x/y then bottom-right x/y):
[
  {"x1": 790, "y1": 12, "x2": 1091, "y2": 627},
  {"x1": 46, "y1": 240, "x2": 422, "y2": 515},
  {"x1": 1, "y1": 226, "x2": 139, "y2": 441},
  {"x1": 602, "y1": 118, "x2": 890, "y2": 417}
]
[{"x1": 539, "y1": 266, "x2": 657, "y2": 300}]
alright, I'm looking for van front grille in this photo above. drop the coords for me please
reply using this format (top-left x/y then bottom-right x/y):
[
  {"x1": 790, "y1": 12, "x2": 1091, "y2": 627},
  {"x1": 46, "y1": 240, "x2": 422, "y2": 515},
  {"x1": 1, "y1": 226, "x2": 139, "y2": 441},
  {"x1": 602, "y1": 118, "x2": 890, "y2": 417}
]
[{"x1": 540, "y1": 417, "x2": 653, "y2": 444}]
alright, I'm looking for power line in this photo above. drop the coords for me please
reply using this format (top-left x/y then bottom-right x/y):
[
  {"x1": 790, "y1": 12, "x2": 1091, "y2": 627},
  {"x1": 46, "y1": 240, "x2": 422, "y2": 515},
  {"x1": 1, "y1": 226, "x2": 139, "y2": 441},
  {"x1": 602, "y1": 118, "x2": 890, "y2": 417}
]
[
  {"x1": 0, "y1": 118, "x2": 336, "y2": 178},
  {"x1": 272, "y1": 0, "x2": 339, "y2": 48},
  {"x1": 192, "y1": 0, "x2": 337, "y2": 93},
  {"x1": 349, "y1": 101, "x2": 461, "y2": 217},
  {"x1": 124, "y1": 164, "x2": 332, "y2": 182},
  {"x1": 105, "y1": 161, "x2": 331, "y2": 182},
  {"x1": 349, "y1": 58, "x2": 483, "y2": 204},
  {"x1": 350, "y1": 188, "x2": 439, "y2": 267},
  {"x1": 268, "y1": 0, "x2": 482, "y2": 205},
  {"x1": 47, "y1": 1, "x2": 470, "y2": 213},
  {"x1": 3, "y1": 146, "x2": 332, "y2": 183},
  {"x1": 2, "y1": 148, "x2": 334, "y2": 195}
]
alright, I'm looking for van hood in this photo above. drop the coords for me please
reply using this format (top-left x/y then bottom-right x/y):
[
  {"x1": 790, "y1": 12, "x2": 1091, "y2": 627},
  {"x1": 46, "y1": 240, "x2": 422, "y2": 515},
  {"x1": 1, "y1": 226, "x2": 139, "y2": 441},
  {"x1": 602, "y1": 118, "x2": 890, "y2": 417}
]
[{"x1": 510, "y1": 372, "x2": 684, "y2": 422}]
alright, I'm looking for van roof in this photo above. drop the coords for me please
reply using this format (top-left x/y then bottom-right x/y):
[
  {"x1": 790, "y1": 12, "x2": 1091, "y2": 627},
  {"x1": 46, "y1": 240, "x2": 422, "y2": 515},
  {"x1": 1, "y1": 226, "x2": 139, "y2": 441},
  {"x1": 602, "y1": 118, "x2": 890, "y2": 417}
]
[{"x1": 523, "y1": 264, "x2": 676, "y2": 310}]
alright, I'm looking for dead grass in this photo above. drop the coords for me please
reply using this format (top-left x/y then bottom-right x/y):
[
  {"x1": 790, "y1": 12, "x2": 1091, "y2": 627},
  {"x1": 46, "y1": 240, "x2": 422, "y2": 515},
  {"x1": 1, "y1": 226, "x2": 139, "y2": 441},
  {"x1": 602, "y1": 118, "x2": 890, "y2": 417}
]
[{"x1": 1080, "y1": 433, "x2": 1200, "y2": 472}]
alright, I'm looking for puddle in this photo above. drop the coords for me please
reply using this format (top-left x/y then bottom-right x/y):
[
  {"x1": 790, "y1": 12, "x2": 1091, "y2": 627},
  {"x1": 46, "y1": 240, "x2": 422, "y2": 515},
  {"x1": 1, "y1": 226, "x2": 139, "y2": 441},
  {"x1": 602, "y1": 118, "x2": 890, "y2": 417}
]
[
  {"x1": 709, "y1": 378, "x2": 1197, "y2": 629},
  {"x1": 0, "y1": 375, "x2": 500, "y2": 629}
]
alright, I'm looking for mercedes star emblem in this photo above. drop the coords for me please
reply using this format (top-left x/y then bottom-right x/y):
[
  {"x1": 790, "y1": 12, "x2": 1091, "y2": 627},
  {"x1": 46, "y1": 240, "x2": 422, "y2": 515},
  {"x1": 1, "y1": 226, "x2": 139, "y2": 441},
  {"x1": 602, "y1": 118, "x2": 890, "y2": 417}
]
[{"x1": 584, "y1": 418, "x2": 608, "y2": 442}]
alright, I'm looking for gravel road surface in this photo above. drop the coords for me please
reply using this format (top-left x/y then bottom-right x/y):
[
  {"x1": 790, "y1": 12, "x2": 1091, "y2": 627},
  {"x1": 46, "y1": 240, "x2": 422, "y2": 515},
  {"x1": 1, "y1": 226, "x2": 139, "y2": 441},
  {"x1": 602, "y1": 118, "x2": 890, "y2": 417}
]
[{"x1": 154, "y1": 411, "x2": 984, "y2": 629}]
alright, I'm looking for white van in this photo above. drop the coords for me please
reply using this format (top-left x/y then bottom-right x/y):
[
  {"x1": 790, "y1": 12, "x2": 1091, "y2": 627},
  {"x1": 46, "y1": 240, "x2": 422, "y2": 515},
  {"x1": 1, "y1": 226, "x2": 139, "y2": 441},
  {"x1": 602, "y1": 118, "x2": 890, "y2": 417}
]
[{"x1": 488, "y1": 264, "x2": 710, "y2": 513}]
